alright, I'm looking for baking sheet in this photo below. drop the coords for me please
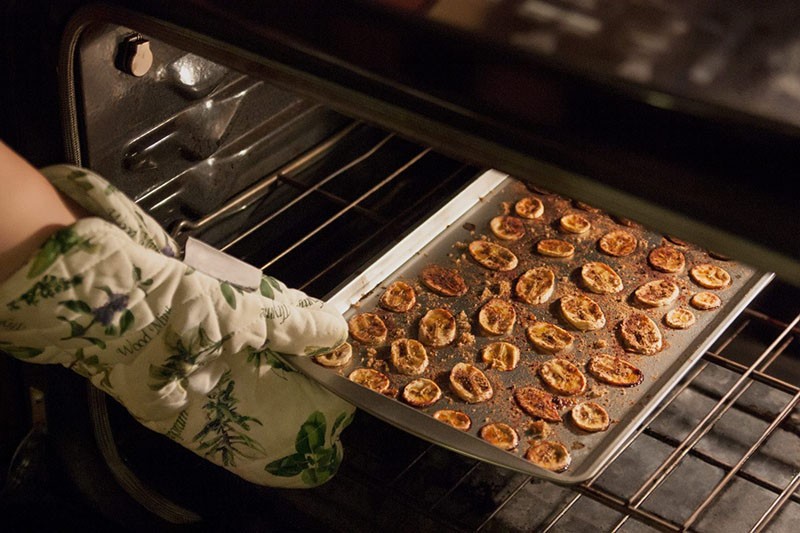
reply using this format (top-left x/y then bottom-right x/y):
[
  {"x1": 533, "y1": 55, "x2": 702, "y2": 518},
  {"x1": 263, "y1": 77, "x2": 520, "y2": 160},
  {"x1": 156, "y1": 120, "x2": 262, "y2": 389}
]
[{"x1": 283, "y1": 170, "x2": 773, "y2": 483}]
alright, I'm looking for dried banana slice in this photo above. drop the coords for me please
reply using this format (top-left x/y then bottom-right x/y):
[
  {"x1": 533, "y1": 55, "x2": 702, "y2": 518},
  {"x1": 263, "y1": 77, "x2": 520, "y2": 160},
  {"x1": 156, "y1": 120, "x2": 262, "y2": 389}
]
[
  {"x1": 620, "y1": 312, "x2": 663, "y2": 355},
  {"x1": 526, "y1": 321, "x2": 574, "y2": 354},
  {"x1": 478, "y1": 298, "x2": 517, "y2": 335},
  {"x1": 515, "y1": 267, "x2": 556, "y2": 305},
  {"x1": 468, "y1": 240, "x2": 519, "y2": 271},
  {"x1": 690, "y1": 264, "x2": 731, "y2": 289},
  {"x1": 634, "y1": 279, "x2": 680, "y2": 307},
  {"x1": 571, "y1": 402, "x2": 610, "y2": 432},
  {"x1": 539, "y1": 358, "x2": 587, "y2": 396},
  {"x1": 665, "y1": 307, "x2": 696, "y2": 329},
  {"x1": 691, "y1": 291, "x2": 722, "y2": 310},
  {"x1": 433, "y1": 409, "x2": 472, "y2": 431},
  {"x1": 449, "y1": 362, "x2": 493, "y2": 403},
  {"x1": 598, "y1": 230, "x2": 637, "y2": 257},
  {"x1": 490, "y1": 215, "x2": 526, "y2": 241},
  {"x1": 402, "y1": 378, "x2": 442, "y2": 407},
  {"x1": 525, "y1": 441, "x2": 571, "y2": 472},
  {"x1": 514, "y1": 386, "x2": 562, "y2": 422},
  {"x1": 349, "y1": 368, "x2": 391, "y2": 394},
  {"x1": 418, "y1": 308, "x2": 457, "y2": 347},
  {"x1": 559, "y1": 294, "x2": 606, "y2": 331},
  {"x1": 515, "y1": 196, "x2": 544, "y2": 219},
  {"x1": 390, "y1": 338, "x2": 429, "y2": 375},
  {"x1": 559, "y1": 213, "x2": 591, "y2": 234},
  {"x1": 587, "y1": 354, "x2": 644, "y2": 387},
  {"x1": 314, "y1": 342, "x2": 353, "y2": 368},
  {"x1": 379, "y1": 280, "x2": 416, "y2": 312},
  {"x1": 536, "y1": 239, "x2": 575, "y2": 258},
  {"x1": 479, "y1": 422, "x2": 520, "y2": 450},
  {"x1": 581, "y1": 262, "x2": 623, "y2": 294},
  {"x1": 348, "y1": 313, "x2": 388, "y2": 344},
  {"x1": 648, "y1": 245, "x2": 686, "y2": 273},
  {"x1": 421, "y1": 265, "x2": 468, "y2": 297},
  {"x1": 481, "y1": 341, "x2": 520, "y2": 371}
]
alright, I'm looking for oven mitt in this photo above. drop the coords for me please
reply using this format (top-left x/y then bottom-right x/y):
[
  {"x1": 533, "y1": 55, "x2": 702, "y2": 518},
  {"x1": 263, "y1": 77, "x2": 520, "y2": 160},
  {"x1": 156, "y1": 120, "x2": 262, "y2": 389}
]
[{"x1": 0, "y1": 165, "x2": 355, "y2": 488}]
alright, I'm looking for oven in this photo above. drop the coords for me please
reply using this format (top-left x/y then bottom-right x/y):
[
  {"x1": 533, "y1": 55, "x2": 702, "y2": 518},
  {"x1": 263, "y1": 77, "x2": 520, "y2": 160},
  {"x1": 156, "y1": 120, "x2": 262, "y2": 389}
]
[{"x1": 1, "y1": 1, "x2": 799, "y2": 531}]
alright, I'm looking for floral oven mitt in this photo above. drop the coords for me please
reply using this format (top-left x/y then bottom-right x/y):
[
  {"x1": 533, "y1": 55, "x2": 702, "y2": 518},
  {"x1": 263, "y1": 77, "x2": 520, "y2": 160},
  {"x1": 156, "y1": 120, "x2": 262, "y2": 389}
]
[{"x1": 0, "y1": 165, "x2": 355, "y2": 488}]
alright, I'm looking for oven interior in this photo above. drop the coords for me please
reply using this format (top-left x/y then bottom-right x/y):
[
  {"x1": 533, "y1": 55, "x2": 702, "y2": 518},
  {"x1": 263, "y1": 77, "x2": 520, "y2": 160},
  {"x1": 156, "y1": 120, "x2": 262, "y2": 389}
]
[{"x1": 3, "y1": 15, "x2": 800, "y2": 533}]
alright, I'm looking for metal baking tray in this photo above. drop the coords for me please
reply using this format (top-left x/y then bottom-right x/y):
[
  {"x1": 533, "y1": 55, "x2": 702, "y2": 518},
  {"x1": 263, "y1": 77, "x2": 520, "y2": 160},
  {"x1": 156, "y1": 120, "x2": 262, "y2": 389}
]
[{"x1": 283, "y1": 170, "x2": 773, "y2": 484}]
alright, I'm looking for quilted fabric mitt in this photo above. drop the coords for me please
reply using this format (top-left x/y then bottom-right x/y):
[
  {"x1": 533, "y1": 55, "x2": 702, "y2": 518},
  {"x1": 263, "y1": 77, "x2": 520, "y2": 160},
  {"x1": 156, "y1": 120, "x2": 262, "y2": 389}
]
[{"x1": 0, "y1": 165, "x2": 355, "y2": 488}]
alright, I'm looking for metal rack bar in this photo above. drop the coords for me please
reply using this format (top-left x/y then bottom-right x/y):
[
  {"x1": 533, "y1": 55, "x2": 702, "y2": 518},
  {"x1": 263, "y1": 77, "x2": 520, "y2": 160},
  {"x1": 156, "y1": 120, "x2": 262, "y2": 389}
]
[{"x1": 750, "y1": 470, "x2": 800, "y2": 532}]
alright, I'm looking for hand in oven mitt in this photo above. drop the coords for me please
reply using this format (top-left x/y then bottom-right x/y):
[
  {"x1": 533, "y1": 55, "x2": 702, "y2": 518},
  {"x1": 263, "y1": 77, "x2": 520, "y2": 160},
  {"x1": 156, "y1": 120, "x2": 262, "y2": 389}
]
[{"x1": 0, "y1": 165, "x2": 355, "y2": 488}]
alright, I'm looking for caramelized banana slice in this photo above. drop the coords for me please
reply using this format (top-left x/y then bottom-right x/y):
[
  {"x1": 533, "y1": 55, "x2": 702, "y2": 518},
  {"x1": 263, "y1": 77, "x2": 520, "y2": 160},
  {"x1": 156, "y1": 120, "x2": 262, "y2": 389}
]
[
  {"x1": 620, "y1": 312, "x2": 663, "y2": 355},
  {"x1": 418, "y1": 308, "x2": 457, "y2": 347},
  {"x1": 349, "y1": 368, "x2": 391, "y2": 393},
  {"x1": 514, "y1": 386, "x2": 562, "y2": 422},
  {"x1": 587, "y1": 354, "x2": 644, "y2": 387},
  {"x1": 314, "y1": 342, "x2": 353, "y2": 368},
  {"x1": 402, "y1": 378, "x2": 442, "y2": 407},
  {"x1": 634, "y1": 279, "x2": 680, "y2": 307},
  {"x1": 481, "y1": 341, "x2": 521, "y2": 371},
  {"x1": 433, "y1": 409, "x2": 472, "y2": 431},
  {"x1": 571, "y1": 402, "x2": 610, "y2": 432},
  {"x1": 539, "y1": 358, "x2": 587, "y2": 395},
  {"x1": 515, "y1": 196, "x2": 544, "y2": 219},
  {"x1": 490, "y1": 215, "x2": 526, "y2": 241},
  {"x1": 379, "y1": 281, "x2": 416, "y2": 312},
  {"x1": 536, "y1": 239, "x2": 575, "y2": 258},
  {"x1": 478, "y1": 298, "x2": 517, "y2": 335},
  {"x1": 581, "y1": 262, "x2": 623, "y2": 294},
  {"x1": 390, "y1": 338, "x2": 429, "y2": 375},
  {"x1": 468, "y1": 240, "x2": 519, "y2": 271},
  {"x1": 559, "y1": 213, "x2": 591, "y2": 234},
  {"x1": 480, "y1": 422, "x2": 520, "y2": 450},
  {"x1": 515, "y1": 267, "x2": 556, "y2": 305},
  {"x1": 525, "y1": 441, "x2": 571, "y2": 472},
  {"x1": 450, "y1": 362, "x2": 493, "y2": 403},
  {"x1": 665, "y1": 307, "x2": 697, "y2": 329},
  {"x1": 421, "y1": 265, "x2": 468, "y2": 297},
  {"x1": 691, "y1": 291, "x2": 722, "y2": 310},
  {"x1": 690, "y1": 264, "x2": 731, "y2": 289},
  {"x1": 598, "y1": 230, "x2": 637, "y2": 257},
  {"x1": 348, "y1": 313, "x2": 388, "y2": 344},
  {"x1": 559, "y1": 294, "x2": 605, "y2": 331},
  {"x1": 526, "y1": 322, "x2": 574, "y2": 353},
  {"x1": 648, "y1": 245, "x2": 686, "y2": 273}
]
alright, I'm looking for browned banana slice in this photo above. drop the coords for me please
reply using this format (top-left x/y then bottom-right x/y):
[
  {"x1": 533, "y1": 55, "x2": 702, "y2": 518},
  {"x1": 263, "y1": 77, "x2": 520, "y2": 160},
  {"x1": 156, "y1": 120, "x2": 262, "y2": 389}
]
[
  {"x1": 525, "y1": 441, "x2": 571, "y2": 472},
  {"x1": 620, "y1": 312, "x2": 663, "y2": 355},
  {"x1": 514, "y1": 386, "x2": 562, "y2": 422},
  {"x1": 468, "y1": 240, "x2": 518, "y2": 271},
  {"x1": 665, "y1": 307, "x2": 696, "y2": 329},
  {"x1": 490, "y1": 215, "x2": 526, "y2": 241},
  {"x1": 420, "y1": 265, "x2": 468, "y2": 297},
  {"x1": 559, "y1": 213, "x2": 591, "y2": 234},
  {"x1": 598, "y1": 230, "x2": 637, "y2": 257},
  {"x1": 691, "y1": 291, "x2": 722, "y2": 310},
  {"x1": 515, "y1": 196, "x2": 544, "y2": 219},
  {"x1": 665, "y1": 235, "x2": 689, "y2": 247},
  {"x1": 390, "y1": 338, "x2": 429, "y2": 375},
  {"x1": 433, "y1": 409, "x2": 472, "y2": 431},
  {"x1": 402, "y1": 378, "x2": 442, "y2": 407},
  {"x1": 379, "y1": 281, "x2": 416, "y2": 312},
  {"x1": 418, "y1": 308, "x2": 457, "y2": 347},
  {"x1": 571, "y1": 402, "x2": 610, "y2": 432},
  {"x1": 349, "y1": 368, "x2": 391, "y2": 393},
  {"x1": 478, "y1": 298, "x2": 517, "y2": 335},
  {"x1": 634, "y1": 279, "x2": 680, "y2": 307},
  {"x1": 526, "y1": 322, "x2": 574, "y2": 354},
  {"x1": 690, "y1": 264, "x2": 731, "y2": 289},
  {"x1": 348, "y1": 313, "x2": 388, "y2": 344},
  {"x1": 481, "y1": 341, "x2": 521, "y2": 371},
  {"x1": 581, "y1": 262, "x2": 623, "y2": 294},
  {"x1": 479, "y1": 422, "x2": 520, "y2": 450},
  {"x1": 648, "y1": 245, "x2": 686, "y2": 273},
  {"x1": 536, "y1": 239, "x2": 575, "y2": 258},
  {"x1": 449, "y1": 362, "x2": 493, "y2": 403},
  {"x1": 559, "y1": 294, "x2": 605, "y2": 331},
  {"x1": 587, "y1": 354, "x2": 644, "y2": 387},
  {"x1": 539, "y1": 358, "x2": 587, "y2": 395},
  {"x1": 515, "y1": 267, "x2": 556, "y2": 305},
  {"x1": 314, "y1": 342, "x2": 353, "y2": 368}
]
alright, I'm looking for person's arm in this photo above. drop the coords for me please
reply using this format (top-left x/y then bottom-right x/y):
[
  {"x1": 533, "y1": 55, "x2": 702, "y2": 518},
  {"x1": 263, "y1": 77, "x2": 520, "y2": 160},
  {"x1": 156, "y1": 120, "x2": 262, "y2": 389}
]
[{"x1": 0, "y1": 141, "x2": 87, "y2": 282}]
